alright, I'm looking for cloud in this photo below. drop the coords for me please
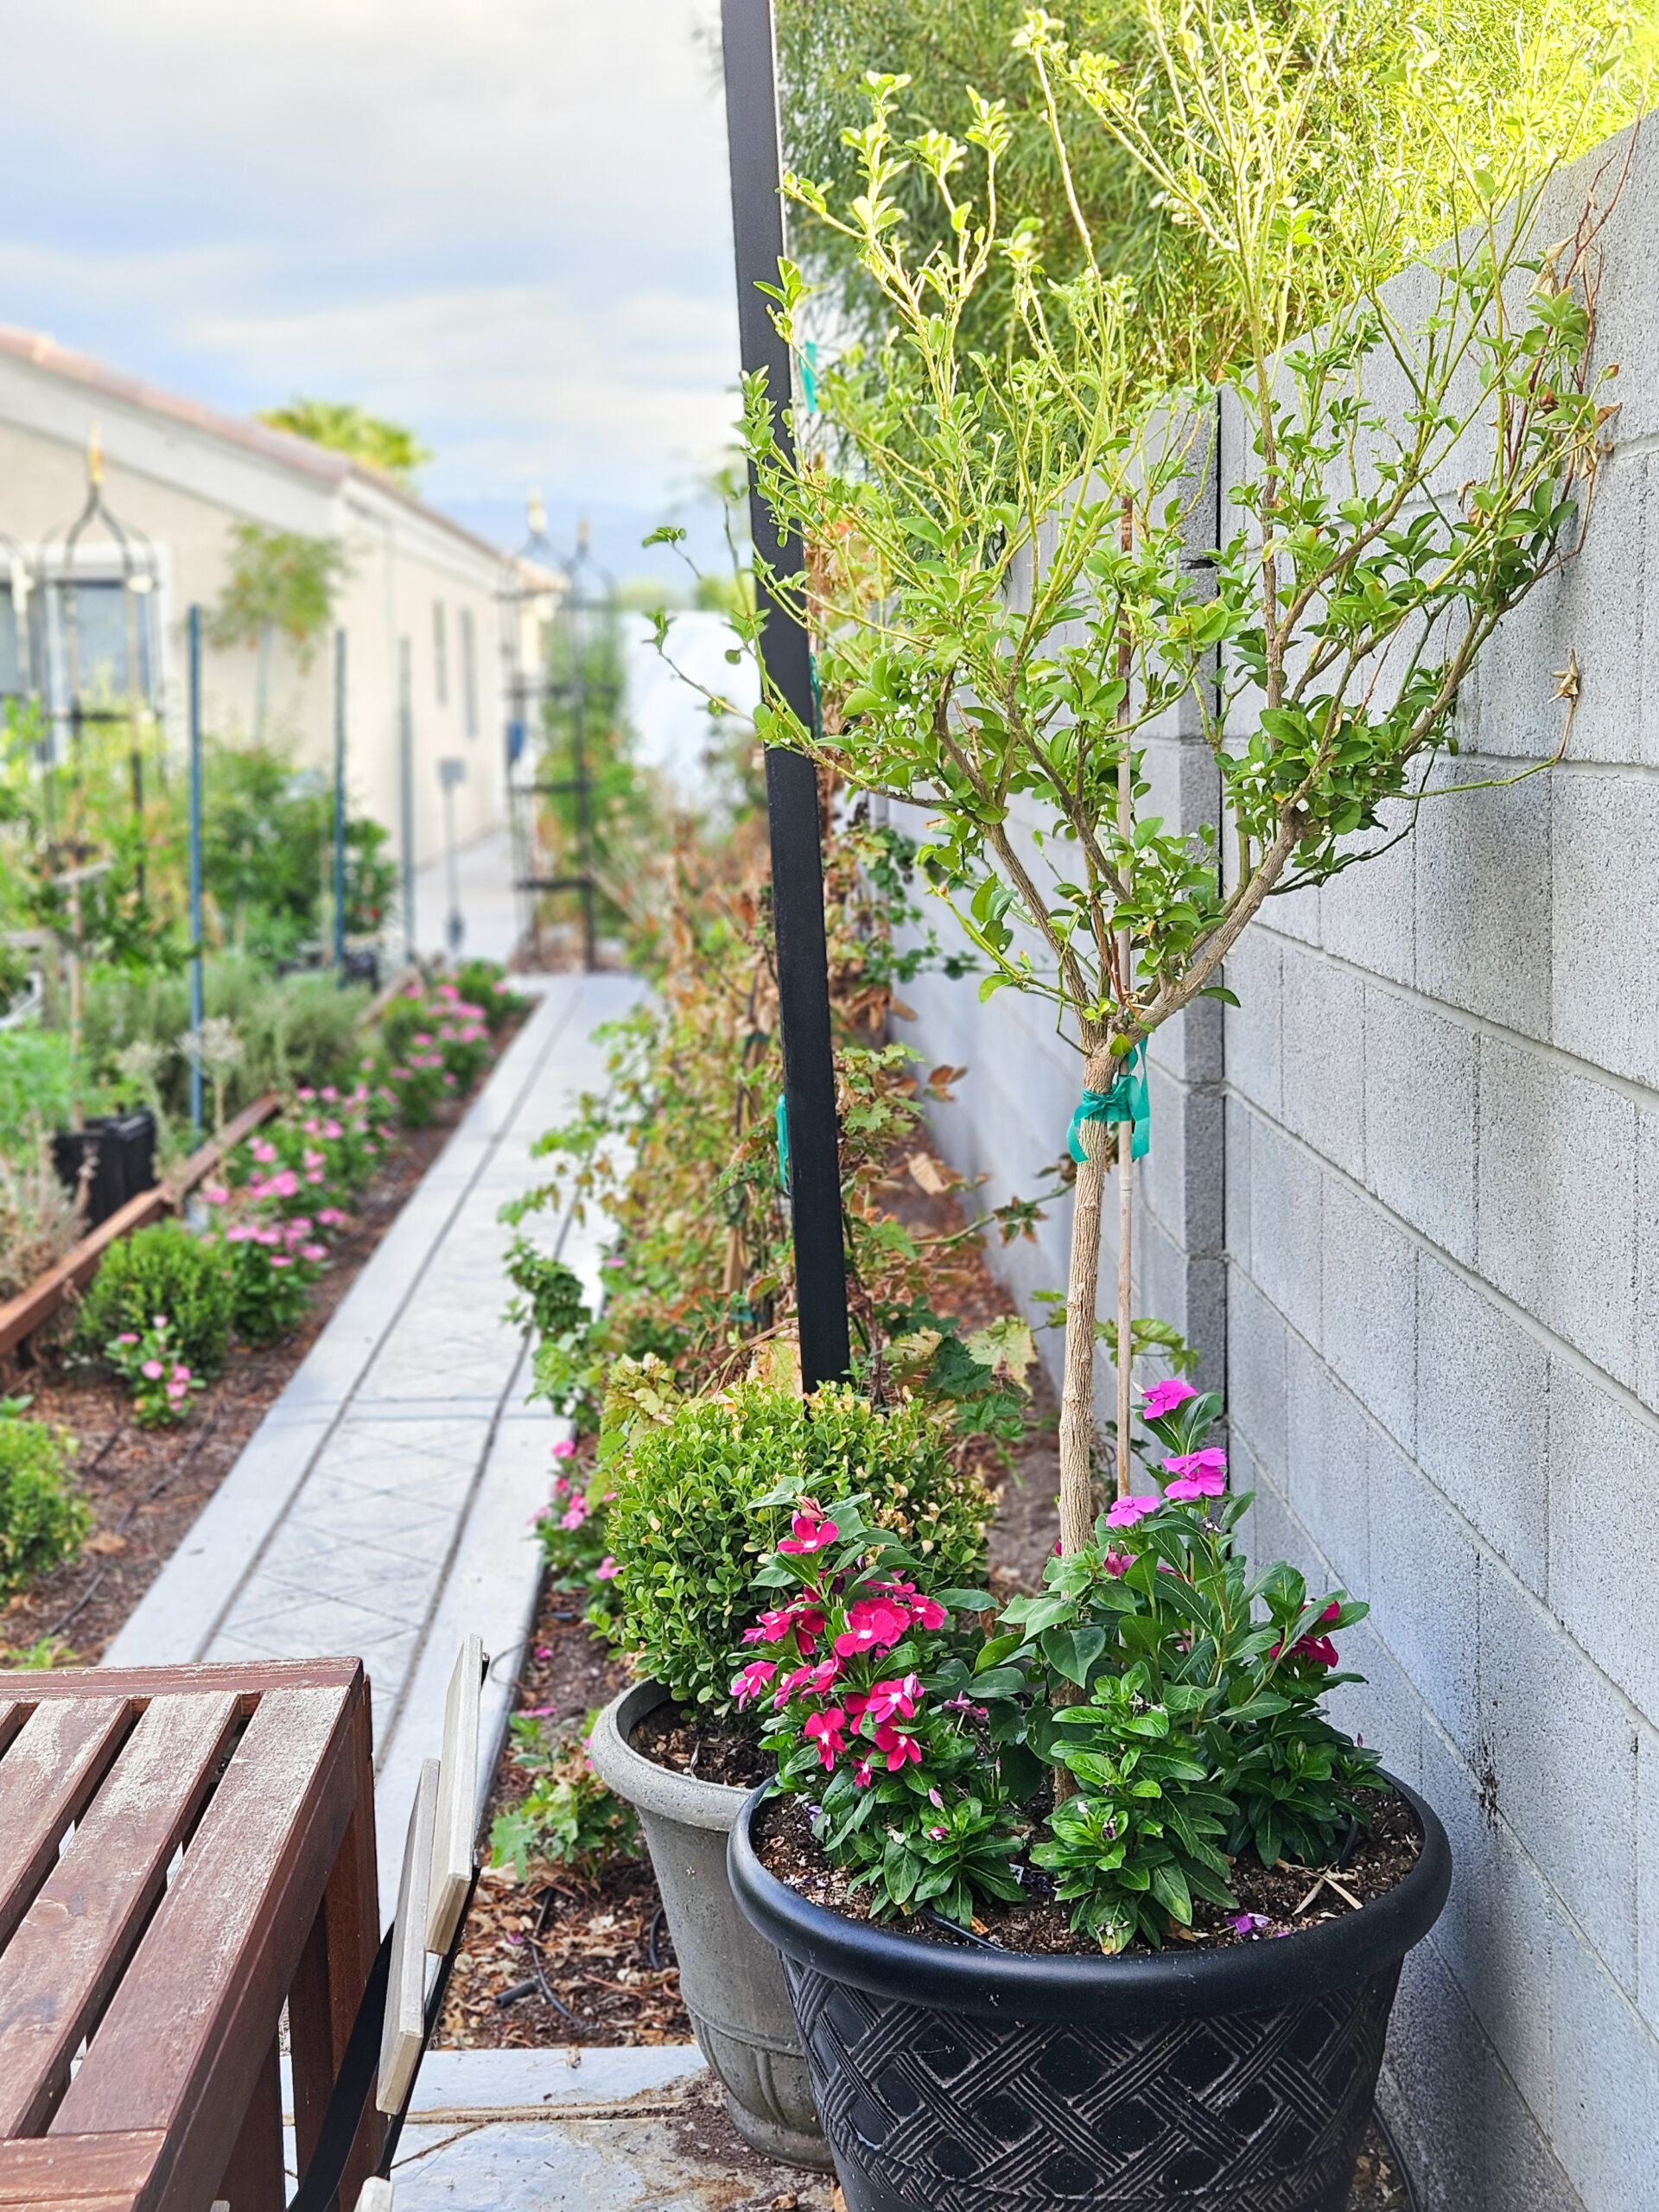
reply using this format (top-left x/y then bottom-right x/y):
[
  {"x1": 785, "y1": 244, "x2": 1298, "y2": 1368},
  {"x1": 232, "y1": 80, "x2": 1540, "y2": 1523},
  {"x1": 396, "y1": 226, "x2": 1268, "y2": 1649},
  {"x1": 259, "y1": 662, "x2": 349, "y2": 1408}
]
[{"x1": 0, "y1": 0, "x2": 741, "y2": 563}]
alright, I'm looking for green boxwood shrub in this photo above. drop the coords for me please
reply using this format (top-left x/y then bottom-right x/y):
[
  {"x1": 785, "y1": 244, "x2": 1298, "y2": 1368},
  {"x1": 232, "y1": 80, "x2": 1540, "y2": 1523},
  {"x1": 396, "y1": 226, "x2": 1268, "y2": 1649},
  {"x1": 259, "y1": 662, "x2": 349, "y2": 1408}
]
[
  {"x1": 74, "y1": 1223, "x2": 234, "y2": 1380},
  {"x1": 601, "y1": 1382, "x2": 991, "y2": 1713},
  {"x1": 0, "y1": 1412, "x2": 90, "y2": 1597}
]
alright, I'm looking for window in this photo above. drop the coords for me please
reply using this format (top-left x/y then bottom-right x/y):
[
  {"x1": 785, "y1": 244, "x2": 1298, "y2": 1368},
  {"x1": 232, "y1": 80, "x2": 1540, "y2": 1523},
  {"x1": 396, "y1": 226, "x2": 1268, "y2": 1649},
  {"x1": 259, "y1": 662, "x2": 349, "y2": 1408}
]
[
  {"x1": 432, "y1": 599, "x2": 448, "y2": 707},
  {"x1": 50, "y1": 578, "x2": 154, "y2": 707},
  {"x1": 459, "y1": 607, "x2": 478, "y2": 738},
  {"x1": 0, "y1": 585, "x2": 23, "y2": 696}
]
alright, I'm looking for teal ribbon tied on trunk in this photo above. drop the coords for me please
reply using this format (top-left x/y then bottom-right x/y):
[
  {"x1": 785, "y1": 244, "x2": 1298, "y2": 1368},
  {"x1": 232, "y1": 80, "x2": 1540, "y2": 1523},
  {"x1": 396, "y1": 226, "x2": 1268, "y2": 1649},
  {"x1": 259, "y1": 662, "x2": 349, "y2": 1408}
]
[
  {"x1": 775, "y1": 1093, "x2": 791, "y2": 1192},
  {"x1": 1067, "y1": 1040, "x2": 1150, "y2": 1164}
]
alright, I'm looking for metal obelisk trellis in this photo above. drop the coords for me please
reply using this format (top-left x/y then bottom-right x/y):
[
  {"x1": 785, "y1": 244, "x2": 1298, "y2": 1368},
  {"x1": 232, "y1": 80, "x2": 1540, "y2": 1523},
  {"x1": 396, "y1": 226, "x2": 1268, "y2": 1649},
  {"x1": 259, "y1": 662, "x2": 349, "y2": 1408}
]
[{"x1": 721, "y1": 0, "x2": 850, "y2": 1390}]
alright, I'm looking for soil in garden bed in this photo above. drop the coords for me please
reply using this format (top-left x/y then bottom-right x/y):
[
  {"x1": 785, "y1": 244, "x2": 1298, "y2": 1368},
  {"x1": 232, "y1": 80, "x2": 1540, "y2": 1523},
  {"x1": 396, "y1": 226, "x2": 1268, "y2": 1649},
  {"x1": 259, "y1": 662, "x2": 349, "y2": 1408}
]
[
  {"x1": 753, "y1": 1783, "x2": 1421, "y2": 1956},
  {"x1": 631, "y1": 1699, "x2": 773, "y2": 1789},
  {"x1": 436, "y1": 1578, "x2": 694, "y2": 2049},
  {"x1": 0, "y1": 1026, "x2": 522, "y2": 1666}
]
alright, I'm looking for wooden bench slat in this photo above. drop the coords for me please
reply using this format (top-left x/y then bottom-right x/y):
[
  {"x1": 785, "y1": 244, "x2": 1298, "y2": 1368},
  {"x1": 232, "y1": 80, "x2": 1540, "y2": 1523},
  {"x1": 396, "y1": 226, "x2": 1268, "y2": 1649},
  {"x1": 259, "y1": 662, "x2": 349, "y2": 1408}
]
[
  {"x1": 0, "y1": 1703, "x2": 26, "y2": 1759},
  {"x1": 0, "y1": 1693, "x2": 239, "y2": 2136},
  {"x1": 14, "y1": 1660, "x2": 359, "y2": 1703},
  {"x1": 0, "y1": 1698, "x2": 136, "y2": 1949},
  {"x1": 52, "y1": 1682, "x2": 356, "y2": 2153},
  {"x1": 0, "y1": 2129, "x2": 163, "y2": 2202}
]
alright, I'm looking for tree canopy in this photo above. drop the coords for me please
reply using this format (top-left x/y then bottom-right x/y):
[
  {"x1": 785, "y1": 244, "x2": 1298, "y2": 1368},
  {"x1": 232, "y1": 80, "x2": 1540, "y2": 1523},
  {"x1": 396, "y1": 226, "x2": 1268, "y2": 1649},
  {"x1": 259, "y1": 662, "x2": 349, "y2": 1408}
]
[{"x1": 256, "y1": 397, "x2": 433, "y2": 486}]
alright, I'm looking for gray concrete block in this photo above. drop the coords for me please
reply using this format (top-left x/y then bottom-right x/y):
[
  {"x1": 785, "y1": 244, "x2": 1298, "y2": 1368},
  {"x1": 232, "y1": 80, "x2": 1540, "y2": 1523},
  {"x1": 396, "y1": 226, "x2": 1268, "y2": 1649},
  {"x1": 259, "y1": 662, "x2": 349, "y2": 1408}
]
[
  {"x1": 1636, "y1": 1103, "x2": 1659, "y2": 1418},
  {"x1": 1141, "y1": 1058, "x2": 1224, "y2": 1259},
  {"x1": 1478, "y1": 1559, "x2": 1640, "y2": 1996},
  {"x1": 1224, "y1": 1094, "x2": 1251, "y2": 1264},
  {"x1": 1284, "y1": 1335, "x2": 1371, "y2": 1595},
  {"x1": 1416, "y1": 1259, "x2": 1549, "y2": 1599},
  {"x1": 1280, "y1": 941, "x2": 1367, "y2": 1180},
  {"x1": 1548, "y1": 1915, "x2": 1659, "y2": 2212},
  {"x1": 1225, "y1": 1261, "x2": 1287, "y2": 1476},
  {"x1": 1548, "y1": 1363, "x2": 1659, "y2": 1723},
  {"x1": 1368, "y1": 1433, "x2": 1480, "y2": 1758},
  {"x1": 1639, "y1": 1726, "x2": 1659, "y2": 2037},
  {"x1": 1365, "y1": 987, "x2": 1477, "y2": 1263},
  {"x1": 1223, "y1": 931, "x2": 1282, "y2": 1116},
  {"x1": 1476, "y1": 1036, "x2": 1638, "y2": 1389},
  {"x1": 1553, "y1": 772, "x2": 1659, "y2": 1088},
  {"x1": 1147, "y1": 995, "x2": 1224, "y2": 1087},
  {"x1": 1321, "y1": 1177, "x2": 1416, "y2": 1452},
  {"x1": 1380, "y1": 1928, "x2": 1585, "y2": 2212},
  {"x1": 1418, "y1": 1724, "x2": 1554, "y2": 2118},
  {"x1": 1415, "y1": 760, "x2": 1552, "y2": 1040},
  {"x1": 1246, "y1": 1115, "x2": 1323, "y2": 1344},
  {"x1": 1319, "y1": 796, "x2": 1415, "y2": 989},
  {"x1": 1325, "y1": 1614, "x2": 1423, "y2": 1791}
]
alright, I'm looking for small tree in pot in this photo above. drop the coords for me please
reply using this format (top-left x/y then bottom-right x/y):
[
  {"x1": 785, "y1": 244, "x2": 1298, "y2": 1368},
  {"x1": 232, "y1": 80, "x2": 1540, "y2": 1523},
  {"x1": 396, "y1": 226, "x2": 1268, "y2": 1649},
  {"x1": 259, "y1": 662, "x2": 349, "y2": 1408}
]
[
  {"x1": 745, "y1": 0, "x2": 1615, "y2": 1541},
  {"x1": 715, "y1": 3, "x2": 1623, "y2": 2205}
]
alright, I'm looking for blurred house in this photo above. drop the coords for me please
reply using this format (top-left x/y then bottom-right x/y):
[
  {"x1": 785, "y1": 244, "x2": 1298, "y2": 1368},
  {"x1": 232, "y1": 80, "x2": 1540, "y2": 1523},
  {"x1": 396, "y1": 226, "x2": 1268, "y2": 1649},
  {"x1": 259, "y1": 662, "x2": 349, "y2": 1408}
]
[{"x1": 0, "y1": 325, "x2": 550, "y2": 873}]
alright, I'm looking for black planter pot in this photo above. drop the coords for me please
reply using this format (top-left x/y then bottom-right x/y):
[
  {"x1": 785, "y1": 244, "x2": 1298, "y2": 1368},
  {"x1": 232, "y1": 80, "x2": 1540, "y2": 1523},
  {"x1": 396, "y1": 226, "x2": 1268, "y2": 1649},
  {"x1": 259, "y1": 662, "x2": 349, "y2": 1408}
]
[
  {"x1": 729, "y1": 1777, "x2": 1450, "y2": 2212},
  {"x1": 52, "y1": 1109, "x2": 158, "y2": 1230}
]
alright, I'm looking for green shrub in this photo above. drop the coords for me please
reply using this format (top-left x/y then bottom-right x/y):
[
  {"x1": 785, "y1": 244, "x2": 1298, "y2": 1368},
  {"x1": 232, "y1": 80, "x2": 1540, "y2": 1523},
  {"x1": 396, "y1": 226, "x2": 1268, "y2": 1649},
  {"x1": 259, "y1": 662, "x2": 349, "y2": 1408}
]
[
  {"x1": 601, "y1": 1382, "x2": 991, "y2": 1713},
  {"x1": 0, "y1": 1412, "x2": 90, "y2": 1597},
  {"x1": 74, "y1": 1223, "x2": 234, "y2": 1379}
]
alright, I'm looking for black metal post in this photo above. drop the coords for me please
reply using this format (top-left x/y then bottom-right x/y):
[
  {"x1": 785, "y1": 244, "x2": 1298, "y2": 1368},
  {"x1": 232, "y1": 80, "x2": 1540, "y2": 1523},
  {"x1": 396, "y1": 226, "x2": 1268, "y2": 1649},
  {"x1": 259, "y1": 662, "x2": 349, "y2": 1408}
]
[
  {"x1": 334, "y1": 628, "x2": 348, "y2": 978},
  {"x1": 721, "y1": 0, "x2": 850, "y2": 1390}
]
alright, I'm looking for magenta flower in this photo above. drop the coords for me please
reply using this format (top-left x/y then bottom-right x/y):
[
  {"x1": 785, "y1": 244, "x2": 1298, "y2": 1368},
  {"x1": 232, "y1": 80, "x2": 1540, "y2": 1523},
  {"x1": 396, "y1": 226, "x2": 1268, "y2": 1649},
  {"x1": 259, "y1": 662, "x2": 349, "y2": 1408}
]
[
  {"x1": 1163, "y1": 1446, "x2": 1228, "y2": 1500},
  {"x1": 864, "y1": 1673, "x2": 924, "y2": 1726},
  {"x1": 1142, "y1": 1376, "x2": 1198, "y2": 1421},
  {"x1": 804, "y1": 1708, "x2": 848, "y2": 1768},
  {"x1": 117, "y1": 1332, "x2": 139, "y2": 1344},
  {"x1": 1105, "y1": 1493, "x2": 1161, "y2": 1528},
  {"x1": 142, "y1": 1359, "x2": 163, "y2": 1380},
  {"x1": 852, "y1": 1756, "x2": 874, "y2": 1789},
  {"x1": 1103, "y1": 1548, "x2": 1134, "y2": 1577},
  {"x1": 833, "y1": 1597, "x2": 911, "y2": 1658},
  {"x1": 873, "y1": 1723, "x2": 922, "y2": 1772},
  {"x1": 1229, "y1": 1912, "x2": 1268, "y2": 1938},
  {"x1": 202, "y1": 1185, "x2": 230, "y2": 1206},
  {"x1": 560, "y1": 1494, "x2": 589, "y2": 1531},
  {"x1": 731, "y1": 1660, "x2": 778, "y2": 1706},
  {"x1": 551, "y1": 1439, "x2": 577, "y2": 1461},
  {"x1": 778, "y1": 1509, "x2": 838, "y2": 1555},
  {"x1": 595, "y1": 1555, "x2": 619, "y2": 1580}
]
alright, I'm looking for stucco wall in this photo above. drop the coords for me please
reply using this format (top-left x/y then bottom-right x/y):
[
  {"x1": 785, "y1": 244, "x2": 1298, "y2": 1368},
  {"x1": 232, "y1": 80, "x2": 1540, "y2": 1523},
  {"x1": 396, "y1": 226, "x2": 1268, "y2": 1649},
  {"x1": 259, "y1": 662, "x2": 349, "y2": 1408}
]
[
  {"x1": 895, "y1": 121, "x2": 1659, "y2": 2210},
  {"x1": 0, "y1": 342, "x2": 508, "y2": 874}
]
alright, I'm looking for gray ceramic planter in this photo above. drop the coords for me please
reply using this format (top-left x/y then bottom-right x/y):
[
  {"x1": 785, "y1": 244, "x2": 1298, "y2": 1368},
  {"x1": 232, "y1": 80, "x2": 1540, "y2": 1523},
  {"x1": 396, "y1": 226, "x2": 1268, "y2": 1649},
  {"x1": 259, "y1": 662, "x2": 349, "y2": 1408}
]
[{"x1": 587, "y1": 1678, "x2": 830, "y2": 2170}]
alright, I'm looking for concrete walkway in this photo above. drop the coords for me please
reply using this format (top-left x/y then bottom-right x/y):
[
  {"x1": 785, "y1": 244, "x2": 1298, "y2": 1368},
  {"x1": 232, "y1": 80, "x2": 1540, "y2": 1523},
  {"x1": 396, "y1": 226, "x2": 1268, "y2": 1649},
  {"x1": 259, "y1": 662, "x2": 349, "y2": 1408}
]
[
  {"x1": 377, "y1": 2050, "x2": 836, "y2": 2209},
  {"x1": 410, "y1": 826, "x2": 524, "y2": 966},
  {"x1": 105, "y1": 971, "x2": 642, "y2": 1901}
]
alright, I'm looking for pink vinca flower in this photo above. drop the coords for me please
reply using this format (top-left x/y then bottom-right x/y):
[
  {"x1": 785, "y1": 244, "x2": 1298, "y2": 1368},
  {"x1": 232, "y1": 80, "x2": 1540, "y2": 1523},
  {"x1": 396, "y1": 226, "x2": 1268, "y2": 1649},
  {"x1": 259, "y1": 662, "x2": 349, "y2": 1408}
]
[
  {"x1": 551, "y1": 1438, "x2": 577, "y2": 1460},
  {"x1": 1104, "y1": 1493, "x2": 1161, "y2": 1529},
  {"x1": 1103, "y1": 1548, "x2": 1134, "y2": 1577},
  {"x1": 778, "y1": 1509, "x2": 838, "y2": 1556},
  {"x1": 834, "y1": 1597, "x2": 911, "y2": 1659},
  {"x1": 560, "y1": 1494, "x2": 589, "y2": 1531},
  {"x1": 142, "y1": 1359, "x2": 163, "y2": 1380},
  {"x1": 864, "y1": 1674, "x2": 924, "y2": 1726},
  {"x1": 1163, "y1": 1446, "x2": 1228, "y2": 1501},
  {"x1": 731, "y1": 1660, "x2": 778, "y2": 1706},
  {"x1": 804, "y1": 1708, "x2": 848, "y2": 1769},
  {"x1": 595, "y1": 1555, "x2": 619, "y2": 1580},
  {"x1": 1141, "y1": 1376, "x2": 1198, "y2": 1421},
  {"x1": 873, "y1": 1723, "x2": 922, "y2": 1772}
]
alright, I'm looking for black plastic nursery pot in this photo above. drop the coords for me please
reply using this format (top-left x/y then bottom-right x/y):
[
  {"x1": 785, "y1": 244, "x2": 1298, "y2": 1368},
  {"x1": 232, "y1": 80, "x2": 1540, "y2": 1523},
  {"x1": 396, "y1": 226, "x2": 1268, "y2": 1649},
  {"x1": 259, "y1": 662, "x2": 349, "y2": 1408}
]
[
  {"x1": 729, "y1": 1777, "x2": 1450, "y2": 2212},
  {"x1": 52, "y1": 1107, "x2": 157, "y2": 1228}
]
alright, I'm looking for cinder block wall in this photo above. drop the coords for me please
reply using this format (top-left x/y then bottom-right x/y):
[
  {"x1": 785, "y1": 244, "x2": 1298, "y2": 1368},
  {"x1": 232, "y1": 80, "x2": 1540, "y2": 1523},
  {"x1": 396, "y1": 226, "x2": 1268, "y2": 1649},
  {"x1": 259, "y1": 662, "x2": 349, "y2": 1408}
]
[{"x1": 895, "y1": 122, "x2": 1659, "y2": 2210}]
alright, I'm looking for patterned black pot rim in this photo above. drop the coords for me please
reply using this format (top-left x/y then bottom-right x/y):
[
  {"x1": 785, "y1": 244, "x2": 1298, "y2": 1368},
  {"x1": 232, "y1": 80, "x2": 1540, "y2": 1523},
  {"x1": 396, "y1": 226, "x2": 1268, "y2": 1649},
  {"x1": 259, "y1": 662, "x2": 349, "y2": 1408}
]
[{"x1": 728, "y1": 1772, "x2": 1450, "y2": 2026}]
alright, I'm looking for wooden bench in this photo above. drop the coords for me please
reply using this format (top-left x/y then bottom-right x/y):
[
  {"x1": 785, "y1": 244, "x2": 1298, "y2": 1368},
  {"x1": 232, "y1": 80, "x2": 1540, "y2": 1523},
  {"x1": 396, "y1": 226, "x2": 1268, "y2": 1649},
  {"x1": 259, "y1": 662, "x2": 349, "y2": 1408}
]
[{"x1": 0, "y1": 1659, "x2": 380, "y2": 2212}]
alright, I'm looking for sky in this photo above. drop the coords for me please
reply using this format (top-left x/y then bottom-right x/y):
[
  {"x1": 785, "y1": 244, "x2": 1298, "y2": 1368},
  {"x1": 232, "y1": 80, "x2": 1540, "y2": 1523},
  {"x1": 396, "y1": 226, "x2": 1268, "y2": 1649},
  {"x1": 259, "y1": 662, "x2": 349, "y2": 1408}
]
[{"x1": 0, "y1": 0, "x2": 744, "y2": 584}]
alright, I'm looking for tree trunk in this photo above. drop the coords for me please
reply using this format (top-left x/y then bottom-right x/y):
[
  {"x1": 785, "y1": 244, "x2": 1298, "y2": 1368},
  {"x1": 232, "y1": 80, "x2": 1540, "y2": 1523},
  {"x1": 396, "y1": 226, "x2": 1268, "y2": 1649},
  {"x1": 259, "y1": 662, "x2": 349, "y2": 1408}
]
[
  {"x1": 1116, "y1": 1114, "x2": 1135, "y2": 1495},
  {"x1": 1057, "y1": 1047, "x2": 1115, "y2": 1554}
]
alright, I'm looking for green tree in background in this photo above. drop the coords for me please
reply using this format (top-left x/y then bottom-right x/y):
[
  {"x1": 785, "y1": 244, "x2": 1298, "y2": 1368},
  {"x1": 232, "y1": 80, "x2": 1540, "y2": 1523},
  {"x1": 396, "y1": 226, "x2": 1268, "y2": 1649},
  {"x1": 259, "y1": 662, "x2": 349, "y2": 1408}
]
[
  {"x1": 776, "y1": 0, "x2": 1654, "y2": 378},
  {"x1": 207, "y1": 523, "x2": 347, "y2": 671},
  {"x1": 256, "y1": 398, "x2": 432, "y2": 487}
]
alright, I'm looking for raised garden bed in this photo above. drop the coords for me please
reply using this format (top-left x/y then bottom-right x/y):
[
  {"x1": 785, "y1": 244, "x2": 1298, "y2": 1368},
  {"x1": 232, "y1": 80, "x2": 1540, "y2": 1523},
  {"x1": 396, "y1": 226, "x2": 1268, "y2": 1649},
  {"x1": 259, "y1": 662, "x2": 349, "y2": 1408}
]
[{"x1": 0, "y1": 981, "x2": 525, "y2": 1666}]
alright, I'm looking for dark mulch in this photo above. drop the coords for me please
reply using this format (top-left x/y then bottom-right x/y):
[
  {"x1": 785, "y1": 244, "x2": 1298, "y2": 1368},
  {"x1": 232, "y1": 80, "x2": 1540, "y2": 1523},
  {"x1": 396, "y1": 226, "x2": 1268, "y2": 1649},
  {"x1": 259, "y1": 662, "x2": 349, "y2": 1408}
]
[
  {"x1": 753, "y1": 1783, "x2": 1420, "y2": 1955},
  {"x1": 632, "y1": 1699, "x2": 773, "y2": 1789},
  {"x1": 435, "y1": 1581, "x2": 692, "y2": 2049},
  {"x1": 0, "y1": 1023, "x2": 523, "y2": 1667}
]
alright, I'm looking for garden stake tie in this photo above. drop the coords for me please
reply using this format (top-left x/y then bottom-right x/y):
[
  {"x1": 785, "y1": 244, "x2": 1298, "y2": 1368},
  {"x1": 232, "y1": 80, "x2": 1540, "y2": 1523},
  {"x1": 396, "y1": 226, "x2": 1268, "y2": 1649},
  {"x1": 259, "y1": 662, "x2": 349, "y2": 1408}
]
[{"x1": 1067, "y1": 1044, "x2": 1150, "y2": 1164}]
